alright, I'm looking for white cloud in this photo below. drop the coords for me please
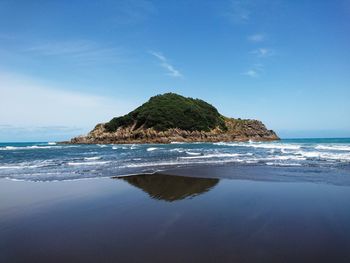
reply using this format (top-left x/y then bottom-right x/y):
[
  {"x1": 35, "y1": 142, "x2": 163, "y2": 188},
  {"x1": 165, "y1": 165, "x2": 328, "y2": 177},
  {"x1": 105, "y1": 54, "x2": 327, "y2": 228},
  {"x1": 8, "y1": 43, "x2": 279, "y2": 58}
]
[
  {"x1": 242, "y1": 64, "x2": 264, "y2": 78},
  {"x1": 250, "y1": 48, "x2": 273, "y2": 57},
  {"x1": 225, "y1": 0, "x2": 252, "y2": 23},
  {"x1": 0, "y1": 72, "x2": 135, "y2": 130},
  {"x1": 149, "y1": 51, "x2": 183, "y2": 78},
  {"x1": 248, "y1": 33, "x2": 265, "y2": 42},
  {"x1": 242, "y1": 69, "x2": 258, "y2": 78},
  {"x1": 111, "y1": 0, "x2": 156, "y2": 25}
]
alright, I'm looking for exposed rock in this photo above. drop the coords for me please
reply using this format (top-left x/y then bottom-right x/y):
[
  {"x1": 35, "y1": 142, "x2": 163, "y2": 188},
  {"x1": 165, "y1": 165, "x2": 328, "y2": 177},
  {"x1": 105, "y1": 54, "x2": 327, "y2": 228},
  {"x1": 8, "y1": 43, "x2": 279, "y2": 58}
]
[
  {"x1": 67, "y1": 93, "x2": 279, "y2": 144},
  {"x1": 68, "y1": 118, "x2": 279, "y2": 144}
]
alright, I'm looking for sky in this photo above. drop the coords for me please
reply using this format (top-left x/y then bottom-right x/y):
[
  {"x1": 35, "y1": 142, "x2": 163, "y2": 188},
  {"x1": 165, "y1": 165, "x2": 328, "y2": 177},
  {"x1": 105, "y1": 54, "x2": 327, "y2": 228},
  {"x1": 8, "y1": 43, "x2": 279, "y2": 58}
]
[{"x1": 0, "y1": 0, "x2": 349, "y2": 141}]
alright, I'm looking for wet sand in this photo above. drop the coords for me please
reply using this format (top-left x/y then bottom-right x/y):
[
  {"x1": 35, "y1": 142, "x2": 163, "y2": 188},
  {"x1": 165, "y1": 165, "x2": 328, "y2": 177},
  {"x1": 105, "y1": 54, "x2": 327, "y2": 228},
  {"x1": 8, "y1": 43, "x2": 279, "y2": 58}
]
[{"x1": 1, "y1": 166, "x2": 350, "y2": 262}]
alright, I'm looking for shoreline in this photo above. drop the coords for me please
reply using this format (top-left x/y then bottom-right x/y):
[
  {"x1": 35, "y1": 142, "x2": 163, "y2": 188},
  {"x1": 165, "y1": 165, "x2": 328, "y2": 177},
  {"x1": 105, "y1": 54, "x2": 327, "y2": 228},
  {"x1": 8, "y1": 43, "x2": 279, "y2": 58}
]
[
  {"x1": 1, "y1": 163, "x2": 349, "y2": 186},
  {"x1": 62, "y1": 136, "x2": 280, "y2": 145}
]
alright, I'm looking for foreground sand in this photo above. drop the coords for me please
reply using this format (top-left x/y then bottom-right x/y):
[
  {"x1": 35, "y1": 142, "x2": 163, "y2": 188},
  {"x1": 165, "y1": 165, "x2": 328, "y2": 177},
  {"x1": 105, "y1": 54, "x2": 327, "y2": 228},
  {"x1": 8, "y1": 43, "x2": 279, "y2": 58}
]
[{"x1": 1, "y1": 166, "x2": 350, "y2": 262}]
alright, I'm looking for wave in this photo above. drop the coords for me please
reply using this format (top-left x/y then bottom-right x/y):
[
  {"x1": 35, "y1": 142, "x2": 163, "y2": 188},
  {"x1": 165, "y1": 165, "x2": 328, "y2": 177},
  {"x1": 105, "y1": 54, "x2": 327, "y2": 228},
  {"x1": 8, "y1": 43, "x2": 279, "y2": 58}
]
[
  {"x1": 3, "y1": 146, "x2": 17, "y2": 150},
  {"x1": 214, "y1": 142, "x2": 301, "y2": 150},
  {"x1": 0, "y1": 161, "x2": 53, "y2": 169},
  {"x1": 84, "y1": 156, "x2": 102, "y2": 160},
  {"x1": 67, "y1": 161, "x2": 109, "y2": 166},
  {"x1": 265, "y1": 155, "x2": 306, "y2": 161},
  {"x1": 170, "y1": 148, "x2": 185, "y2": 153},
  {"x1": 0, "y1": 145, "x2": 77, "y2": 150},
  {"x1": 147, "y1": 147, "x2": 159, "y2": 152},
  {"x1": 0, "y1": 165, "x2": 24, "y2": 169},
  {"x1": 295, "y1": 151, "x2": 350, "y2": 161},
  {"x1": 315, "y1": 145, "x2": 350, "y2": 151},
  {"x1": 180, "y1": 153, "x2": 247, "y2": 159},
  {"x1": 266, "y1": 162, "x2": 302, "y2": 166},
  {"x1": 122, "y1": 158, "x2": 244, "y2": 168},
  {"x1": 186, "y1": 151, "x2": 201, "y2": 156}
]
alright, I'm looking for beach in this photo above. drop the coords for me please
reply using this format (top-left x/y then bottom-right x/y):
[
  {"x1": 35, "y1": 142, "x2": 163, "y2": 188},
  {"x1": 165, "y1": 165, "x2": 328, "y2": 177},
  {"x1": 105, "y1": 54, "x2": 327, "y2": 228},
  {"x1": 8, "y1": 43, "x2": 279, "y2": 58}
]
[{"x1": 1, "y1": 165, "x2": 350, "y2": 262}]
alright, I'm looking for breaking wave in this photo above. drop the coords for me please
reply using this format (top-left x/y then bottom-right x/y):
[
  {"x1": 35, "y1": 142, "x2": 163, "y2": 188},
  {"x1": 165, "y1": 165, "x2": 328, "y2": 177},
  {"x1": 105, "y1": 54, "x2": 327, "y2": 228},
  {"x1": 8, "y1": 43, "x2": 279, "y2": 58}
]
[{"x1": 0, "y1": 139, "x2": 349, "y2": 181}]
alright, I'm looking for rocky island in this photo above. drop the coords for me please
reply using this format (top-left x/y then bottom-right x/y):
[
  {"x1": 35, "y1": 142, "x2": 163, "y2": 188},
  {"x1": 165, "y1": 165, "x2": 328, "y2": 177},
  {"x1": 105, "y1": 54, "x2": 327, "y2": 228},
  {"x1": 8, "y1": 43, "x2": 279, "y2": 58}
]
[{"x1": 69, "y1": 93, "x2": 279, "y2": 144}]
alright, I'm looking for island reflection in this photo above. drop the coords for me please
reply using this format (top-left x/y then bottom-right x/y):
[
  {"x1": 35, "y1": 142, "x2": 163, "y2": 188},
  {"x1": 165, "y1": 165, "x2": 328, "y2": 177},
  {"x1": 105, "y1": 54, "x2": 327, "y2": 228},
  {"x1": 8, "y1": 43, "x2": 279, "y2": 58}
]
[{"x1": 117, "y1": 173, "x2": 219, "y2": 202}]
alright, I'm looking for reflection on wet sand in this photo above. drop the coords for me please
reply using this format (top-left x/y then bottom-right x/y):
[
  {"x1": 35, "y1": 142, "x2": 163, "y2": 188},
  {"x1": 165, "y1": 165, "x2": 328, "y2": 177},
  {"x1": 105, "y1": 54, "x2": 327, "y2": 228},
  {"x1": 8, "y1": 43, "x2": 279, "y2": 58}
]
[{"x1": 117, "y1": 173, "x2": 219, "y2": 201}]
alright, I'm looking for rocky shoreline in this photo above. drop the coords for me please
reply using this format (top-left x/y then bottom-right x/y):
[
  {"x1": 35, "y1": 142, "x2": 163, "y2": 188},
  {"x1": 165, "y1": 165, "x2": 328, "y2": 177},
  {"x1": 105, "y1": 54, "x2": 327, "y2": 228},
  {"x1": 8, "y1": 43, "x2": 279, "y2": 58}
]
[{"x1": 67, "y1": 118, "x2": 279, "y2": 144}]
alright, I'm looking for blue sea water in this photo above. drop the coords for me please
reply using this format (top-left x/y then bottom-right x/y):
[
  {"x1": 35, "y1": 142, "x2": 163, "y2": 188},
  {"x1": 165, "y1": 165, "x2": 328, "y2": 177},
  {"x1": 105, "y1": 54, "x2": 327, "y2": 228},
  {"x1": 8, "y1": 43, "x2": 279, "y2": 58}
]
[{"x1": 0, "y1": 138, "x2": 349, "y2": 181}]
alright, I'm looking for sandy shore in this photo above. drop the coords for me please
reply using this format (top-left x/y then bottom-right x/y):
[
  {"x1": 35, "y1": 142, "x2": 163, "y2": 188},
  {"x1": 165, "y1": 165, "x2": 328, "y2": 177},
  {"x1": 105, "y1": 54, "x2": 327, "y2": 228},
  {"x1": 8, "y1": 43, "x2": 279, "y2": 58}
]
[{"x1": 1, "y1": 166, "x2": 350, "y2": 262}]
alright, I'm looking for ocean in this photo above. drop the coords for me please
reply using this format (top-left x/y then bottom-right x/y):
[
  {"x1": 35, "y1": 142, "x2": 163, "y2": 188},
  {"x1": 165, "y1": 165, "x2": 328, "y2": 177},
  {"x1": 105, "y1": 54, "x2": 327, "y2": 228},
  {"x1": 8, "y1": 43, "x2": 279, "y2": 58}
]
[{"x1": 0, "y1": 138, "x2": 349, "y2": 181}]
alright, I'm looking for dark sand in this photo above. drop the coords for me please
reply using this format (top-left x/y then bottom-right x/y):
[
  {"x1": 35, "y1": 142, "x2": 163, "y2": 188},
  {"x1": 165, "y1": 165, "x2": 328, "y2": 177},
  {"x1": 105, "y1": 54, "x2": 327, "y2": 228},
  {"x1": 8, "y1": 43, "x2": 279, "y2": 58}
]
[{"x1": 1, "y1": 165, "x2": 350, "y2": 262}]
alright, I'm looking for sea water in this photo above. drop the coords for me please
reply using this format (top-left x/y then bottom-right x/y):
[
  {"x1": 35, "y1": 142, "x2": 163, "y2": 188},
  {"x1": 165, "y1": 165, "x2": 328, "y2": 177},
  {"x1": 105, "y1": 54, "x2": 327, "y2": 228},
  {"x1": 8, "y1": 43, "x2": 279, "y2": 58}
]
[{"x1": 0, "y1": 138, "x2": 349, "y2": 181}]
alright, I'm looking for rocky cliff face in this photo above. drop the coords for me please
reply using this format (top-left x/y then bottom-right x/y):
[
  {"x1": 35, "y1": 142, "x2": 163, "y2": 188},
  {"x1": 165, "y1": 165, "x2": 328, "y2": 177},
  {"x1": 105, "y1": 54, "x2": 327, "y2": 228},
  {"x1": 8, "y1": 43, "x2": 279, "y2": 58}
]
[{"x1": 69, "y1": 118, "x2": 279, "y2": 144}]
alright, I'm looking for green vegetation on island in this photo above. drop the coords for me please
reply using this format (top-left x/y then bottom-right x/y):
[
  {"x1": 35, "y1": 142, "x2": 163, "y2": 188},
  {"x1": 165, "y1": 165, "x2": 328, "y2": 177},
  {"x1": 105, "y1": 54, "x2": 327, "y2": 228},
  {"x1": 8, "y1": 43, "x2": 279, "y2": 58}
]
[
  {"x1": 105, "y1": 93, "x2": 227, "y2": 132},
  {"x1": 68, "y1": 92, "x2": 279, "y2": 144}
]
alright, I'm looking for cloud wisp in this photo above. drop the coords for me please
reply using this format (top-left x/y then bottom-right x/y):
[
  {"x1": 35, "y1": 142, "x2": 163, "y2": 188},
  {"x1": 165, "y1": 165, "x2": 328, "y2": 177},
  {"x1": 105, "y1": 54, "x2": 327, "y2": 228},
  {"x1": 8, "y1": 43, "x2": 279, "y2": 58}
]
[
  {"x1": 243, "y1": 46, "x2": 273, "y2": 77},
  {"x1": 225, "y1": 0, "x2": 253, "y2": 24},
  {"x1": 149, "y1": 51, "x2": 183, "y2": 78},
  {"x1": 242, "y1": 69, "x2": 258, "y2": 78},
  {"x1": 242, "y1": 64, "x2": 264, "y2": 78},
  {"x1": 25, "y1": 40, "x2": 124, "y2": 66},
  {"x1": 248, "y1": 33, "x2": 265, "y2": 42},
  {"x1": 250, "y1": 48, "x2": 273, "y2": 58},
  {"x1": 112, "y1": 0, "x2": 156, "y2": 25}
]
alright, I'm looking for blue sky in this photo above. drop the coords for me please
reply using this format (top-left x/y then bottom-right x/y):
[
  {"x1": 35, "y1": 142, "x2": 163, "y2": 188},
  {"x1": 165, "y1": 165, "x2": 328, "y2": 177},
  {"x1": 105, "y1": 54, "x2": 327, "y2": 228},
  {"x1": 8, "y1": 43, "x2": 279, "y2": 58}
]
[{"x1": 0, "y1": 0, "x2": 349, "y2": 141}]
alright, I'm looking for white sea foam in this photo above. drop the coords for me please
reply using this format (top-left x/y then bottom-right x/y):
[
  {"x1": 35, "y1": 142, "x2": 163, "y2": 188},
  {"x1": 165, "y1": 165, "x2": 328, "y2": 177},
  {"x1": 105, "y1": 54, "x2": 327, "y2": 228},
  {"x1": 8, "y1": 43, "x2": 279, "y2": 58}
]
[
  {"x1": 214, "y1": 142, "x2": 301, "y2": 150},
  {"x1": 121, "y1": 155, "x2": 265, "y2": 169},
  {"x1": 186, "y1": 151, "x2": 201, "y2": 156},
  {"x1": 295, "y1": 151, "x2": 350, "y2": 161},
  {"x1": 315, "y1": 145, "x2": 350, "y2": 151},
  {"x1": 0, "y1": 145, "x2": 77, "y2": 150},
  {"x1": 84, "y1": 156, "x2": 102, "y2": 160},
  {"x1": 4, "y1": 146, "x2": 16, "y2": 150},
  {"x1": 320, "y1": 153, "x2": 350, "y2": 161},
  {"x1": 249, "y1": 143, "x2": 301, "y2": 150},
  {"x1": 147, "y1": 147, "x2": 159, "y2": 151},
  {"x1": 263, "y1": 155, "x2": 307, "y2": 161},
  {"x1": 180, "y1": 153, "x2": 243, "y2": 159},
  {"x1": 0, "y1": 165, "x2": 23, "y2": 169},
  {"x1": 83, "y1": 151, "x2": 99, "y2": 155},
  {"x1": 0, "y1": 162, "x2": 51, "y2": 169},
  {"x1": 296, "y1": 151, "x2": 320, "y2": 158},
  {"x1": 48, "y1": 142, "x2": 57, "y2": 145},
  {"x1": 122, "y1": 158, "x2": 239, "y2": 168},
  {"x1": 245, "y1": 160, "x2": 259, "y2": 164},
  {"x1": 266, "y1": 162, "x2": 302, "y2": 166},
  {"x1": 170, "y1": 148, "x2": 185, "y2": 153},
  {"x1": 68, "y1": 161, "x2": 109, "y2": 166}
]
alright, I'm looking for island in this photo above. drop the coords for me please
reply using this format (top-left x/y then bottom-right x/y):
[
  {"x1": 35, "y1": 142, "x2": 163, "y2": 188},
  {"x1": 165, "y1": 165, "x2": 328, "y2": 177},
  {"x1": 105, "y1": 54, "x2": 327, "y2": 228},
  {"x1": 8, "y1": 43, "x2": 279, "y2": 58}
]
[{"x1": 69, "y1": 93, "x2": 279, "y2": 144}]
